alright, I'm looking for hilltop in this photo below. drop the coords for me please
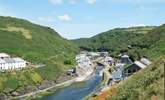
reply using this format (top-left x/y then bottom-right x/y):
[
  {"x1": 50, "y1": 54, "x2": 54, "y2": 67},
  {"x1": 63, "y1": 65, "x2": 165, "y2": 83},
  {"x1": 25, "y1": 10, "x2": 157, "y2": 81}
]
[{"x1": 0, "y1": 16, "x2": 79, "y2": 95}]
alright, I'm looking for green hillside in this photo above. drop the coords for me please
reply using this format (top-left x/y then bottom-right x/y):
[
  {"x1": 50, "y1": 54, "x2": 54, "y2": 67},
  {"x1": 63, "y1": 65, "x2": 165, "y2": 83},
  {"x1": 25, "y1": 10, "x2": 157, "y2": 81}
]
[
  {"x1": 131, "y1": 24, "x2": 165, "y2": 59},
  {"x1": 0, "y1": 16, "x2": 79, "y2": 93},
  {"x1": 73, "y1": 25, "x2": 165, "y2": 59},
  {"x1": 74, "y1": 26, "x2": 156, "y2": 52}
]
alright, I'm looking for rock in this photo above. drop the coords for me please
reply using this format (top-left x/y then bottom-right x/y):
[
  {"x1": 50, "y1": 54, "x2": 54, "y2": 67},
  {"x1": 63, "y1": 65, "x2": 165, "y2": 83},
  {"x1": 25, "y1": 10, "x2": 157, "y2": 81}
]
[
  {"x1": 23, "y1": 86, "x2": 38, "y2": 94},
  {"x1": 11, "y1": 91, "x2": 20, "y2": 96},
  {"x1": 38, "y1": 80, "x2": 55, "y2": 90}
]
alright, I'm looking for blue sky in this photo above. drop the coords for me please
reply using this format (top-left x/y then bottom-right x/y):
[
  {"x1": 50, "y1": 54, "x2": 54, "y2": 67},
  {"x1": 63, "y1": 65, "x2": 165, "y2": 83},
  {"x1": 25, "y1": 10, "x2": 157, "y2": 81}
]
[{"x1": 0, "y1": 0, "x2": 165, "y2": 39}]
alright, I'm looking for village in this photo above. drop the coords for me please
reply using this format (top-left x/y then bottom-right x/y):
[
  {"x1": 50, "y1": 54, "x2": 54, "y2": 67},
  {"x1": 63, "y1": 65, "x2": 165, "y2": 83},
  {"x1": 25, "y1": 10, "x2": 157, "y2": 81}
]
[
  {"x1": 0, "y1": 51, "x2": 151, "y2": 87},
  {"x1": 0, "y1": 52, "x2": 151, "y2": 82},
  {"x1": 67, "y1": 51, "x2": 152, "y2": 95}
]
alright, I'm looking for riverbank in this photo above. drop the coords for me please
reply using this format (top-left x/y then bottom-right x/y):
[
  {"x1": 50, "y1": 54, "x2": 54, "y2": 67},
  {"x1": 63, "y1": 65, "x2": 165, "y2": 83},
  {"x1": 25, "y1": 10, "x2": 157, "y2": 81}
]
[
  {"x1": 84, "y1": 61, "x2": 114, "y2": 100},
  {"x1": 42, "y1": 65, "x2": 104, "y2": 100},
  {"x1": 8, "y1": 66, "x2": 96, "y2": 100},
  {"x1": 8, "y1": 78, "x2": 76, "y2": 100}
]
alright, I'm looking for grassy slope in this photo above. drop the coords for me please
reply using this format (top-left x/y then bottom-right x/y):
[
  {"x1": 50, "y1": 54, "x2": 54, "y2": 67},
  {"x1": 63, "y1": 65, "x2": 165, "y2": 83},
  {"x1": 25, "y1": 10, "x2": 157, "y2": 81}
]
[
  {"x1": 108, "y1": 57, "x2": 164, "y2": 100},
  {"x1": 0, "y1": 16, "x2": 79, "y2": 93},
  {"x1": 93, "y1": 56, "x2": 164, "y2": 100}
]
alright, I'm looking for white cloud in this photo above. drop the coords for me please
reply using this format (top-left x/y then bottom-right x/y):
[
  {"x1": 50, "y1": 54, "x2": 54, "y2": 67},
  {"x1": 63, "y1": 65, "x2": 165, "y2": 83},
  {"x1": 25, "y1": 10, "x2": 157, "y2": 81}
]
[
  {"x1": 57, "y1": 14, "x2": 71, "y2": 21},
  {"x1": 86, "y1": 0, "x2": 97, "y2": 4},
  {"x1": 49, "y1": 0, "x2": 63, "y2": 5}
]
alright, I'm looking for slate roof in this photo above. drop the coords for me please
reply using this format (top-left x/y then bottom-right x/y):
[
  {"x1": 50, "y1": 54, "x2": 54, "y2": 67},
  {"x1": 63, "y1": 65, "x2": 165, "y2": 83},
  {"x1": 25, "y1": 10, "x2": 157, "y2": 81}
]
[{"x1": 112, "y1": 63, "x2": 124, "y2": 80}]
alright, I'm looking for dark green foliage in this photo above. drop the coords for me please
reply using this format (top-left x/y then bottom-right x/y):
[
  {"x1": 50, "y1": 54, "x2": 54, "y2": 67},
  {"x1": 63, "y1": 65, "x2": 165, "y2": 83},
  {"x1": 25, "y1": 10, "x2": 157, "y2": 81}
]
[
  {"x1": 4, "y1": 78, "x2": 20, "y2": 91},
  {"x1": 64, "y1": 59, "x2": 73, "y2": 65},
  {"x1": 74, "y1": 26, "x2": 155, "y2": 52},
  {"x1": 74, "y1": 25, "x2": 165, "y2": 60}
]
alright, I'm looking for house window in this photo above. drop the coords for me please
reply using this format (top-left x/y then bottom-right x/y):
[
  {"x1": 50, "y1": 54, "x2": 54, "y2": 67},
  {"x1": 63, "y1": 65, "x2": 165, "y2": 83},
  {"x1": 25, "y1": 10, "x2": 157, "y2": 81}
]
[
  {"x1": 133, "y1": 69, "x2": 136, "y2": 73},
  {"x1": 128, "y1": 70, "x2": 131, "y2": 73}
]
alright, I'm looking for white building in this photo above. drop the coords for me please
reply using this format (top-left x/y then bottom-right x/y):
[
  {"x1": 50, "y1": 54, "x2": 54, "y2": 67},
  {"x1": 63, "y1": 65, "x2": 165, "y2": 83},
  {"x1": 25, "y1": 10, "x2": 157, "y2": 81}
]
[
  {"x1": 75, "y1": 53, "x2": 93, "y2": 77},
  {"x1": 140, "y1": 58, "x2": 151, "y2": 65},
  {"x1": 0, "y1": 53, "x2": 10, "y2": 59},
  {"x1": 0, "y1": 53, "x2": 26, "y2": 71}
]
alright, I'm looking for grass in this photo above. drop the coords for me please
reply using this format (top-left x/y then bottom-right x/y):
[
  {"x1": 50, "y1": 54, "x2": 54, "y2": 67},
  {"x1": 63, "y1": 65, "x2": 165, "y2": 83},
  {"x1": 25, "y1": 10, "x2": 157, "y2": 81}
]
[{"x1": 0, "y1": 25, "x2": 32, "y2": 39}]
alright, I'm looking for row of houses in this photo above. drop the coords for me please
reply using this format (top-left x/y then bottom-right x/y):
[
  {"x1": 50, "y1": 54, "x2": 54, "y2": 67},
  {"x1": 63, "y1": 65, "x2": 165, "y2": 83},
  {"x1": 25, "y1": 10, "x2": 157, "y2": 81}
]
[
  {"x1": 109, "y1": 54, "x2": 151, "y2": 84},
  {"x1": 0, "y1": 53, "x2": 27, "y2": 71},
  {"x1": 84, "y1": 51, "x2": 109, "y2": 60}
]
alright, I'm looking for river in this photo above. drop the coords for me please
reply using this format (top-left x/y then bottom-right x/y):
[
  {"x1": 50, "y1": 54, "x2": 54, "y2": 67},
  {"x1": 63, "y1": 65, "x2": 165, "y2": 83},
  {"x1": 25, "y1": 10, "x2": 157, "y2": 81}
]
[{"x1": 42, "y1": 66, "x2": 104, "y2": 100}]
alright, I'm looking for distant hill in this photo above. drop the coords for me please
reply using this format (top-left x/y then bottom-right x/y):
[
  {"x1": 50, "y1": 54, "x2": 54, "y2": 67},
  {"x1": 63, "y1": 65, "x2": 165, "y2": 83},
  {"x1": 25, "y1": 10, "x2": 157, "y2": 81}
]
[
  {"x1": 73, "y1": 26, "x2": 156, "y2": 51},
  {"x1": 130, "y1": 24, "x2": 165, "y2": 59},
  {"x1": 0, "y1": 16, "x2": 79, "y2": 93},
  {"x1": 73, "y1": 25, "x2": 165, "y2": 60}
]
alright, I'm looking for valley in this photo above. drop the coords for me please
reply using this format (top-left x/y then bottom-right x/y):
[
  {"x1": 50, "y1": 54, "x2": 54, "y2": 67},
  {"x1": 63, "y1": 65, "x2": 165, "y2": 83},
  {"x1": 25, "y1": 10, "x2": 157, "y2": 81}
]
[{"x1": 0, "y1": 16, "x2": 164, "y2": 100}]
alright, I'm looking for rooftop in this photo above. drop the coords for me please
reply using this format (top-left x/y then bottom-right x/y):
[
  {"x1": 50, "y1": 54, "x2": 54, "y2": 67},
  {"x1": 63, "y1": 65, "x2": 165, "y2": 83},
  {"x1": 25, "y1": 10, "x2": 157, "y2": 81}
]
[
  {"x1": 0, "y1": 53, "x2": 10, "y2": 58},
  {"x1": 134, "y1": 61, "x2": 146, "y2": 69},
  {"x1": 121, "y1": 55, "x2": 129, "y2": 58},
  {"x1": 140, "y1": 58, "x2": 151, "y2": 65},
  {"x1": 0, "y1": 58, "x2": 25, "y2": 64}
]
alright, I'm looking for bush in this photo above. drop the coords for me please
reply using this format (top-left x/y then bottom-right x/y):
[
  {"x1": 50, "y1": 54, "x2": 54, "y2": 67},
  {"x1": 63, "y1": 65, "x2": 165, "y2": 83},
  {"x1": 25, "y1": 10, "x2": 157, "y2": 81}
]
[
  {"x1": 64, "y1": 59, "x2": 73, "y2": 65},
  {"x1": 31, "y1": 73, "x2": 42, "y2": 84}
]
